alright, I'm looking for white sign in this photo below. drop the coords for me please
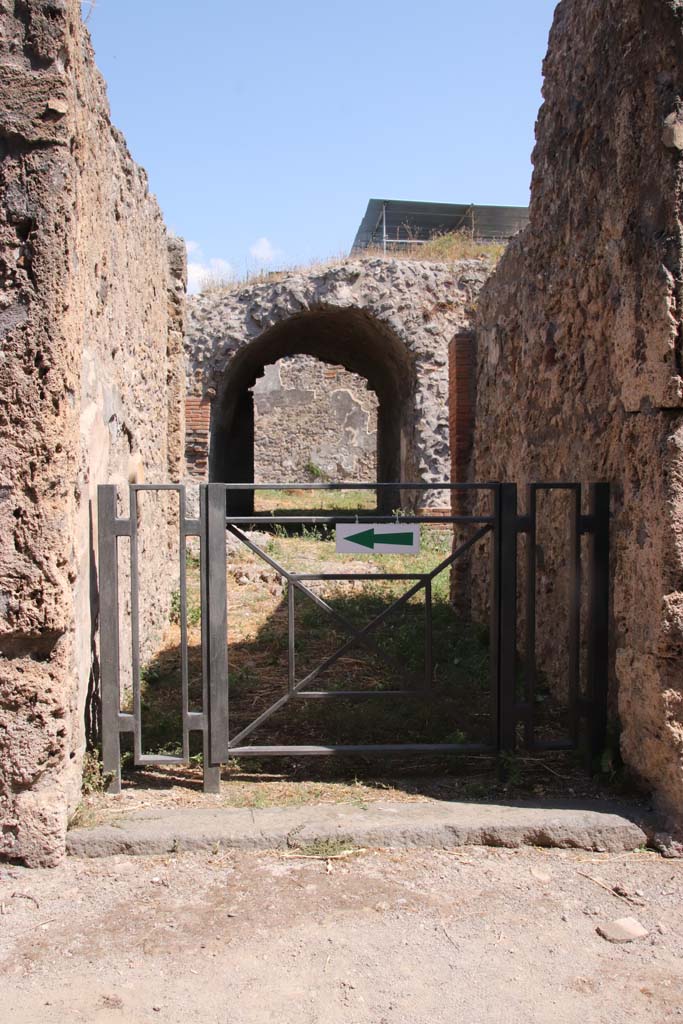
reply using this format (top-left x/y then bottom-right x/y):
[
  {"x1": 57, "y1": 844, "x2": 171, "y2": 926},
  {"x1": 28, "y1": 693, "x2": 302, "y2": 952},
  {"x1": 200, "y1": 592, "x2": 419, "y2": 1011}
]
[{"x1": 335, "y1": 523, "x2": 420, "y2": 555}]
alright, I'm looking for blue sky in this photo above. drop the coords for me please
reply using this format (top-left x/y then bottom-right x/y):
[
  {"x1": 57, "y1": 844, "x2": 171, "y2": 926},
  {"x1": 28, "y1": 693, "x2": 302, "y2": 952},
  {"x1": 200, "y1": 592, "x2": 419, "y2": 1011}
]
[{"x1": 83, "y1": 0, "x2": 557, "y2": 291}]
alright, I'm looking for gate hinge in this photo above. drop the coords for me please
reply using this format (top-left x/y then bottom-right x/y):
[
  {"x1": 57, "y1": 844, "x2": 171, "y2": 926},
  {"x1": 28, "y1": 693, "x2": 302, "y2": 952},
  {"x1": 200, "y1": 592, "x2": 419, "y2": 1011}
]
[
  {"x1": 516, "y1": 515, "x2": 532, "y2": 533},
  {"x1": 113, "y1": 518, "x2": 131, "y2": 537},
  {"x1": 183, "y1": 518, "x2": 201, "y2": 537}
]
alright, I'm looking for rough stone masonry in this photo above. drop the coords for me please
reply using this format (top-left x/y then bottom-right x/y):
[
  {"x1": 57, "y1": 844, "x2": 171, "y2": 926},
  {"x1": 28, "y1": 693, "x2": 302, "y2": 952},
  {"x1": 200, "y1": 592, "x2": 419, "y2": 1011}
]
[
  {"x1": 472, "y1": 0, "x2": 683, "y2": 826},
  {"x1": 4, "y1": 0, "x2": 683, "y2": 868},
  {"x1": 184, "y1": 259, "x2": 489, "y2": 509},
  {"x1": 252, "y1": 355, "x2": 379, "y2": 484},
  {"x1": 0, "y1": 0, "x2": 185, "y2": 865}
]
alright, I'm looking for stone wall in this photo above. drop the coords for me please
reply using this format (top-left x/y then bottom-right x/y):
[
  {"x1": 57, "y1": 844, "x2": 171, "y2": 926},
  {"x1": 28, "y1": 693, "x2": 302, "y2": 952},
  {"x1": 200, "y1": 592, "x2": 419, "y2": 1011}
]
[
  {"x1": 0, "y1": 0, "x2": 185, "y2": 865},
  {"x1": 252, "y1": 355, "x2": 378, "y2": 482},
  {"x1": 471, "y1": 0, "x2": 683, "y2": 823},
  {"x1": 186, "y1": 259, "x2": 490, "y2": 508}
]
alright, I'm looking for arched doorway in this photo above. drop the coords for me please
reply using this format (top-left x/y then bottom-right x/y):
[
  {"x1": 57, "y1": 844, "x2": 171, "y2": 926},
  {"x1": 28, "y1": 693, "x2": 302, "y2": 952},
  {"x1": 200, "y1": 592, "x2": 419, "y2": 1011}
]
[{"x1": 209, "y1": 307, "x2": 414, "y2": 514}]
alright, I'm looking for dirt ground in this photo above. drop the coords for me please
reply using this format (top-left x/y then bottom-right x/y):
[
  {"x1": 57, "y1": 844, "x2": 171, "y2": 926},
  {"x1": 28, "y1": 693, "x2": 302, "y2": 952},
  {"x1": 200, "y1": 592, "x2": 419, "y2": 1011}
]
[{"x1": 1, "y1": 846, "x2": 681, "y2": 1024}]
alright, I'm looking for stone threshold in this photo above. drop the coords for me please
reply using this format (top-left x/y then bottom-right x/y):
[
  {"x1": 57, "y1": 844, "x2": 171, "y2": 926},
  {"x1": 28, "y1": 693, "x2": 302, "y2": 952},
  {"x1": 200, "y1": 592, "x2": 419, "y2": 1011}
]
[{"x1": 66, "y1": 798, "x2": 651, "y2": 858}]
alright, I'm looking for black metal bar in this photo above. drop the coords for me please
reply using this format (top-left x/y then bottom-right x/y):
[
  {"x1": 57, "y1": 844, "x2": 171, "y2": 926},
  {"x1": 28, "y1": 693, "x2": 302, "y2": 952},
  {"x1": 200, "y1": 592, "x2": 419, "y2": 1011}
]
[
  {"x1": 294, "y1": 690, "x2": 422, "y2": 699},
  {"x1": 424, "y1": 578, "x2": 433, "y2": 693},
  {"x1": 291, "y1": 573, "x2": 426, "y2": 581},
  {"x1": 227, "y1": 743, "x2": 495, "y2": 757},
  {"x1": 178, "y1": 488, "x2": 190, "y2": 761},
  {"x1": 530, "y1": 739, "x2": 575, "y2": 752},
  {"x1": 136, "y1": 754, "x2": 185, "y2": 766},
  {"x1": 97, "y1": 485, "x2": 123, "y2": 794},
  {"x1": 568, "y1": 485, "x2": 582, "y2": 748},
  {"x1": 199, "y1": 487, "x2": 221, "y2": 792},
  {"x1": 226, "y1": 524, "x2": 409, "y2": 680},
  {"x1": 220, "y1": 482, "x2": 499, "y2": 491},
  {"x1": 225, "y1": 515, "x2": 494, "y2": 526},
  {"x1": 426, "y1": 527, "x2": 492, "y2": 580},
  {"x1": 586, "y1": 483, "x2": 610, "y2": 763},
  {"x1": 206, "y1": 484, "x2": 229, "y2": 767},
  {"x1": 288, "y1": 581, "x2": 295, "y2": 694},
  {"x1": 295, "y1": 580, "x2": 426, "y2": 693},
  {"x1": 524, "y1": 485, "x2": 537, "y2": 748},
  {"x1": 226, "y1": 525, "x2": 492, "y2": 745},
  {"x1": 288, "y1": 529, "x2": 491, "y2": 694},
  {"x1": 227, "y1": 524, "x2": 427, "y2": 691},
  {"x1": 130, "y1": 484, "x2": 191, "y2": 492},
  {"x1": 129, "y1": 486, "x2": 142, "y2": 763},
  {"x1": 489, "y1": 486, "x2": 501, "y2": 751},
  {"x1": 97, "y1": 478, "x2": 610, "y2": 776},
  {"x1": 228, "y1": 689, "x2": 293, "y2": 748},
  {"x1": 498, "y1": 483, "x2": 518, "y2": 752}
]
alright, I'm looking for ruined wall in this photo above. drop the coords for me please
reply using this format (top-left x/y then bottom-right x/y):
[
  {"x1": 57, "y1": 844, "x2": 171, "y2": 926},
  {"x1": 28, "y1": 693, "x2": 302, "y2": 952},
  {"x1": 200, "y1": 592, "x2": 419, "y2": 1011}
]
[
  {"x1": 0, "y1": 0, "x2": 185, "y2": 865},
  {"x1": 252, "y1": 355, "x2": 378, "y2": 482},
  {"x1": 472, "y1": 0, "x2": 683, "y2": 822},
  {"x1": 186, "y1": 259, "x2": 490, "y2": 506}
]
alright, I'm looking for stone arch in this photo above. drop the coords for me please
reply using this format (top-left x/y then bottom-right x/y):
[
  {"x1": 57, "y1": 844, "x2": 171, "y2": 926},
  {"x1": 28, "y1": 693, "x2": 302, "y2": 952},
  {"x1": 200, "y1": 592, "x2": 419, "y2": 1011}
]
[
  {"x1": 185, "y1": 258, "x2": 489, "y2": 513},
  {"x1": 210, "y1": 307, "x2": 413, "y2": 514}
]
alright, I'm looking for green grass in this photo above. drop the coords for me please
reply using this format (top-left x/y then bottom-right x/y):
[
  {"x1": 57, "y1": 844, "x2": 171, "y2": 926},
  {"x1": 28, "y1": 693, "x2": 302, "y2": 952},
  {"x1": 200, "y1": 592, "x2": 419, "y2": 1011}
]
[
  {"x1": 255, "y1": 487, "x2": 377, "y2": 513},
  {"x1": 130, "y1": 523, "x2": 497, "y2": 756}
]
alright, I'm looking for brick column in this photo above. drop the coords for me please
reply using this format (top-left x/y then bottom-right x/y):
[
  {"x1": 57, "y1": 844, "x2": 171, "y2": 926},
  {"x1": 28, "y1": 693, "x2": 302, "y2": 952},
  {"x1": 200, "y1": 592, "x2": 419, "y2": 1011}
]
[
  {"x1": 185, "y1": 396, "x2": 211, "y2": 480},
  {"x1": 449, "y1": 329, "x2": 476, "y2": 616}
]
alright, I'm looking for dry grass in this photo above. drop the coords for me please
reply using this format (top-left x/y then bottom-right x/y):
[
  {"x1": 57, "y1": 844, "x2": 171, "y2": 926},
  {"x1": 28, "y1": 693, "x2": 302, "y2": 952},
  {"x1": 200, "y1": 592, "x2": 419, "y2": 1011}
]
[
  {"x1": 254, "y1": 487, "x2": 377, "y2": 512},
  {"x1": 123, "y1": 525, "x2": 495, "y2": 761},
  {"x1": 89, "y1": 526, "x2": 639, "y2": 822},
  {"x1": 197, "y1": 231, "x2": 506, "y2": 296}
]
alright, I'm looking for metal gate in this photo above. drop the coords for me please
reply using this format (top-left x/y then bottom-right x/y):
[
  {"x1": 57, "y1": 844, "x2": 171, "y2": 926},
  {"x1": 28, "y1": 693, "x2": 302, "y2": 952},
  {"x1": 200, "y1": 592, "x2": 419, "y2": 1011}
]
[{"x1": 97, "y1": 481, "x2": 609, "y2": 793}]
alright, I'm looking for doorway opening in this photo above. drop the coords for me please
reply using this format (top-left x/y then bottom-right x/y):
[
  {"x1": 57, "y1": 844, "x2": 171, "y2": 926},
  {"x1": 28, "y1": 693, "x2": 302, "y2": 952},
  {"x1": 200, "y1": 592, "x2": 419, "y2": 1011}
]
[{"x1": 209, "y1": 308, "x2": 414, "y2": 515}]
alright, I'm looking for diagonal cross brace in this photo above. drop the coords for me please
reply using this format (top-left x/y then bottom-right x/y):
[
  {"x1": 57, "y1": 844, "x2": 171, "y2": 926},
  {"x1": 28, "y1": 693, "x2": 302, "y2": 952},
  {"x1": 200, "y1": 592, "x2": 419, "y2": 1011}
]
[
  {"x1": 226, "y1": 524, "x2": 491, "y2": 749},
  {"x1": 227, "y1": 524, "x2": 421, "y2": 688}
]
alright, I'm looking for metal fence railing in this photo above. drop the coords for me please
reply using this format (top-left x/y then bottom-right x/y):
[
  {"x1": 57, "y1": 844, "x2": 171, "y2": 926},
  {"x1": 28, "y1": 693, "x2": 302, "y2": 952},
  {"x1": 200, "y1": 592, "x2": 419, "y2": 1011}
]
[{"x1": 97, "y1": 481, "x2": 609, "y2": 793}]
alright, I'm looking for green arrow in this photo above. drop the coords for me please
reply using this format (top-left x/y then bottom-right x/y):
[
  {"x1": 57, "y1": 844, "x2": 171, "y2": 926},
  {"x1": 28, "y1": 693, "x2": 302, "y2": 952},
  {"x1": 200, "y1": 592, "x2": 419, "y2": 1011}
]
[{"x1": 346, "y1": 527, "x2": 414, "y2": 550}]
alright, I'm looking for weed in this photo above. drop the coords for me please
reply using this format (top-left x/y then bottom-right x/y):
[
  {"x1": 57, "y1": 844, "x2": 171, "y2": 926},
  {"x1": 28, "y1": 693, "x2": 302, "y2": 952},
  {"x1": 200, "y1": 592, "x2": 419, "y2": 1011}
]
[
  {"x1": 499, "y1": 752, "x2": 523, "y2": 787},
  {"x1": 140, "y1": 663, "x2": 162, "y2": 686},
  {"x1": 68, "y1": 801, "x2": 100, "y2": 830},
  {"x1": 293, "y1": 836, "x2": 356, "y2": 857},
  {"x1": 301, "y1": 523, "x2": 327, "y2": 541},
  {"x1": 170, "y1": 590, "x2": 201, "y2": 627},
  {"x1": 198, "y1": 237, "x2": 505, "y2": 298},
  {"x1": 81, "y1": 751, "x2": 112, "y2": 795},
  {"x1": 304, "y1": 460, "x2": 329, "y2": 482}
]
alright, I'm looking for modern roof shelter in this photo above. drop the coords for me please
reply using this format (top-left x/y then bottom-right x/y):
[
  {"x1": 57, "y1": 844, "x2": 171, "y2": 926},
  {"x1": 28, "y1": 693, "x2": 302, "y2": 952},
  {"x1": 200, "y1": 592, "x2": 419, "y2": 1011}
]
[{"x1": 351, "y1": 198, "x2": 530, "y2": 253}]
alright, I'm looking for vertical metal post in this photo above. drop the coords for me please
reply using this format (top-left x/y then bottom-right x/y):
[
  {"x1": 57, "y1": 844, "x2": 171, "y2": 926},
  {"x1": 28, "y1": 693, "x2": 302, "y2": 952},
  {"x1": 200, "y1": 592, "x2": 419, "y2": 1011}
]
[
  {"x1": 498, "y1": 483, "x2": 518, "y2": 752},
  {"x1": 586, "y1": 482, "x2": 610, "y2": 763},
  {"x1": 424, "y1": 578, "x2": 433, "y2": 693},
  {"x1": 382, "y1": 201, "x2": 387, "y2": 255},
  {"x1": 97, "y1": 485, "x2": 123, "y2": 794},
  {"x1": 204, "y1": 484, "x2": 230, "y2": 774},
  {"x1": 489, "y1": 485, "x2": 502, "y2": 750},
  {"x1": 179, "y1": 487, "x2": 190, "y2": 761},
  {"x1": 524, "y1": 485, "x2": 537, "y2": 748},
  {"x1": 288, "y1": 581, "x2": 296, "y2": 694},
  {"x1": 568, "y1": 486, "x2": 582, "y2": 748},
  {"x1": 129, "y1": 486, "x2": 142, "y2": 763},
  {"x1": 199, "y1": 486, "x2": 221, "y2": 792}
]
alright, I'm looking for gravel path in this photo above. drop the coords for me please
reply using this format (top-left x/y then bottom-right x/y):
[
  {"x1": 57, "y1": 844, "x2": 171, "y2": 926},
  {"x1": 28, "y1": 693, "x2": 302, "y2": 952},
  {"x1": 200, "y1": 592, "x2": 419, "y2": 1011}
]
[{"x1": 1, "y1": 846, "x2": 682, "y2": 1023}]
